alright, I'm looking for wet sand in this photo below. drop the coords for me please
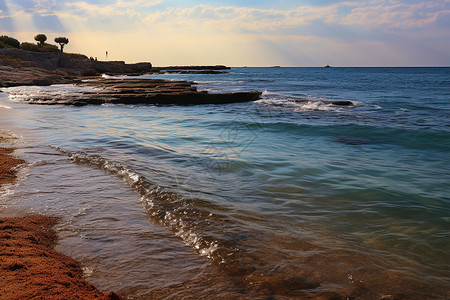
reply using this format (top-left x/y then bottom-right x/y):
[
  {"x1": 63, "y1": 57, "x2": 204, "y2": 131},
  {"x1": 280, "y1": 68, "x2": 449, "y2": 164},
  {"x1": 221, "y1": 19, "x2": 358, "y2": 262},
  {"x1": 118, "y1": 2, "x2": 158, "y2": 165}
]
[
  {"x1": 0, "y1": 139, "x2": 122, "y2": 299},
  {"x1": 0, "y1": 147, "x2": 24, "y2": 185}
]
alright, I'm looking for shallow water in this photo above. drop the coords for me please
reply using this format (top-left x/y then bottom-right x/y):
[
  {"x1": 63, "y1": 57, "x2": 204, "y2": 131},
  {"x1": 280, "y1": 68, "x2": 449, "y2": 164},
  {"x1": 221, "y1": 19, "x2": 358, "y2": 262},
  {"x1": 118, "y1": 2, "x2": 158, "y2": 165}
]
[{"x1": 1, "y1": 67, "x2": 449, "y2": 299}]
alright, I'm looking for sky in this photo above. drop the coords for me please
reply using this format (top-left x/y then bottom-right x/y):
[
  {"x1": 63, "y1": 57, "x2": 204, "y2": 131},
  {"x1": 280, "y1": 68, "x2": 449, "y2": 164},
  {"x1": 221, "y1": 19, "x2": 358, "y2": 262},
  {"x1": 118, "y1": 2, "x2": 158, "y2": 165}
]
[{"x1": 1, "y1": 0, "x2": 449, "y2": 66}]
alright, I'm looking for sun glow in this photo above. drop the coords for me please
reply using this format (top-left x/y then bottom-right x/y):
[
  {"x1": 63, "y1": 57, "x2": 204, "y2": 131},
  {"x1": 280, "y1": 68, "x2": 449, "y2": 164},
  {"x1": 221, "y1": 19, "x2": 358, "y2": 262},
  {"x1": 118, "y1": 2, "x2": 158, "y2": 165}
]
[{"x1": 1, "y1": 0, "x2": 449, "y2": 66}]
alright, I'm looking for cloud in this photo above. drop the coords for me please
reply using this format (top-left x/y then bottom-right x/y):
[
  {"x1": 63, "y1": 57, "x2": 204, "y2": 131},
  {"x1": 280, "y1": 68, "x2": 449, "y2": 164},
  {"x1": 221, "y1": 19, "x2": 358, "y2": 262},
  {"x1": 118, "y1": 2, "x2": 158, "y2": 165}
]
[
  {"x1": 1, "y1": 0, "x2": 449, "y2": 66},
  {"x1": 142, "y1": 4, "x2": 341, "y2": 36},
  {"x1": 4, "y1": 1, "x2": 450, "y2": 35},
  {"x1": 115, "y1": 0, "x2": 162, "y2": 8},
  {"x1": 1, "y1": 0, "x2": 163, "y2": 19},
  {"x1": 140, "y1": 1, "x2": 450, "y2": 36},
  {"x1": 338, "y1": 1, "x2": 450, "y2": 29}
]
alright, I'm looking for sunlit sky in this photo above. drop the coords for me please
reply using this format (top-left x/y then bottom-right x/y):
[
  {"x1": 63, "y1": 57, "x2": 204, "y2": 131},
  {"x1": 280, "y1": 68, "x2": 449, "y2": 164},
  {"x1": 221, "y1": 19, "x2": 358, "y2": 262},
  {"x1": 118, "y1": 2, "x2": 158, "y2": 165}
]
[{"x1": 1, "y1": 0, "x2": 449, "y2": 66}]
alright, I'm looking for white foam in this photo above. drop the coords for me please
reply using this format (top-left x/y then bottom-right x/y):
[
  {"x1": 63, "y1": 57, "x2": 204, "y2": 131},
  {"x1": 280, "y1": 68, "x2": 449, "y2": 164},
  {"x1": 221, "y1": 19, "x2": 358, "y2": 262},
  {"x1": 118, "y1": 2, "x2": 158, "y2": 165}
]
[
  {"x1": 100, "y1": 74, "x2": 129, "y2": 80},
  {"x1": 52, "y1": 147, "x2": 236, "y2": 263},
  {"x1": 0, "y1": 185, "x2": 14, "y2": 198},
  {"x1": 1, "y1": 84, "x2": 104, "y2": 103},
  {"x1": 0, "y1": 131, "x2": 21, "y2": 142},
  {"x1": 258, "y1": 90, "x2": 355, "y2": 112},
  {"x1": 258, "y1": 98, "x2": 345, "y2": 112}
]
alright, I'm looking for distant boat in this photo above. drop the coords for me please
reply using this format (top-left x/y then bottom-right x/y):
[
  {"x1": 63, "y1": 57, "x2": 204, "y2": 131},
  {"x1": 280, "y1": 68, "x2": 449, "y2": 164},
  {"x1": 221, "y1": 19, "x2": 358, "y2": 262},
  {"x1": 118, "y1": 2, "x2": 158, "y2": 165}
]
[
  {"x1": 271, "y1": 66, "x2": 281, "y2": 68},
  {"x1": 324, "y1": 64, "x2": 332, "y2": 68}
]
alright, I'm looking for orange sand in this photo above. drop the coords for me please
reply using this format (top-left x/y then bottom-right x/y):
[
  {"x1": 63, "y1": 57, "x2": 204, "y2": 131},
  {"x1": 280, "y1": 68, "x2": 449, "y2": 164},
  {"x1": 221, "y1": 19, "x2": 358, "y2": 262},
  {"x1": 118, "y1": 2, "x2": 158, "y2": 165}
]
[{"x1": 0, "y1": 143, "x2": 122, "y2": 299}]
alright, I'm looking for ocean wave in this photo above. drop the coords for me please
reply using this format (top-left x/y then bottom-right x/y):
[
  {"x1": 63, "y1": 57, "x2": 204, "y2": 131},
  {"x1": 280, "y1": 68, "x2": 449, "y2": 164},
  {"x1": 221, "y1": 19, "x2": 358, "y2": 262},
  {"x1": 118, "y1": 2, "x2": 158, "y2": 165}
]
[
  {"x1": 51, "y1": 146, "x2": 243, "y2": 261},
  {"x1": 0, "y1": 185, "x2": 14, "y2": 198},
  {"x1": 1, "y1": 84, "x2": 104, "y2": 104},
  {"x1": 51, "y1": 146, "x2": 342, "y2": 296},
  {"x1": 258, "y1": 90, "x2": 357, "y2": 112},
  {"x1": 0, "y1": 131, "x2": 22, "y2": 146}
]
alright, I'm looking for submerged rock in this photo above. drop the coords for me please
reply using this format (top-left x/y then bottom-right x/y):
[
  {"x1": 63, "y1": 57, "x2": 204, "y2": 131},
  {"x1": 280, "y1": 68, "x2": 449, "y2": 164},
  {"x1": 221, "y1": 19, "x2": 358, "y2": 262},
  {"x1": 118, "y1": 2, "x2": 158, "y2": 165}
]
[
  {"x1": 335, "y1": 136, "x2": 371, "y2": 145},
  {"x1": 294, "y1": 99, "x2": 354, "y2": 106},
  {"x1": 330, "y1": 100, "x2": 354, "y2": 106}
]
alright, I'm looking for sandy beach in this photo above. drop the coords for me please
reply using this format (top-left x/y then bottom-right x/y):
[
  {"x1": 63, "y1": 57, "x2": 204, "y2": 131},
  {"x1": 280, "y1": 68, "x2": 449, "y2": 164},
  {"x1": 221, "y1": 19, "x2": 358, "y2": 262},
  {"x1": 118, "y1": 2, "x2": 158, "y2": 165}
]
[{"x1": 0, "y1": 137, "x2": 122, "y2": 299}]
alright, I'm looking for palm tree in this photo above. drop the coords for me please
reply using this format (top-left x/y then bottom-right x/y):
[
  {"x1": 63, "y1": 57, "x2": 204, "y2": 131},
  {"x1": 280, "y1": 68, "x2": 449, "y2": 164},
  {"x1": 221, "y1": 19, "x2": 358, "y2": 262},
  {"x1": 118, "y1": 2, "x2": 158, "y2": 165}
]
[{"x1": 54, "y1": 37, "x2": 69, "y2": 53}]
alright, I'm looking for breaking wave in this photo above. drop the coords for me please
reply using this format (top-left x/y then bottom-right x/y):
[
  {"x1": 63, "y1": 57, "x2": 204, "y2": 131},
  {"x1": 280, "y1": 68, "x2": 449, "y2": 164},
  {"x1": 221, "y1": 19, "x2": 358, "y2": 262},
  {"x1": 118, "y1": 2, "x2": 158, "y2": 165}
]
[
  {"x1": 258, "y1": 90, "x2": 358, "y2": 112},
  {"x1": 50, "y1": 146, "x2": 337, "y2": 296},
  {"x1": 1, "y1": 85, "x2": 104, "y2": 104},
  {"x1": 52, "y1": 147, "x2": 251, "y2": 262}
]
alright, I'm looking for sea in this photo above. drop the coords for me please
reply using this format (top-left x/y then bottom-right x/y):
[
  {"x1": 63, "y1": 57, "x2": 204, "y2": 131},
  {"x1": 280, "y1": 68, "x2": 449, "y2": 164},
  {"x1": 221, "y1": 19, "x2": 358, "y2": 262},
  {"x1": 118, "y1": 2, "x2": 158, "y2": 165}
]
[{"x1": 0, "y1": 67, "x2": 449, "y2": 299}]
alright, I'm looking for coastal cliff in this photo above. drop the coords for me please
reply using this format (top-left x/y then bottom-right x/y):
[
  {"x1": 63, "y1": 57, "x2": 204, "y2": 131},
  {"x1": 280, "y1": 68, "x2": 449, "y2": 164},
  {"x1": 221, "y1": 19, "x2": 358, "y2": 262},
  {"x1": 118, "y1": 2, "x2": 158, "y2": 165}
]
[
  {"x1": 0, "y1": 48, "x2": 153, "y2": 87},
  {"x1": 0, "y1": 49, "x2": 261, "y2": 105}
]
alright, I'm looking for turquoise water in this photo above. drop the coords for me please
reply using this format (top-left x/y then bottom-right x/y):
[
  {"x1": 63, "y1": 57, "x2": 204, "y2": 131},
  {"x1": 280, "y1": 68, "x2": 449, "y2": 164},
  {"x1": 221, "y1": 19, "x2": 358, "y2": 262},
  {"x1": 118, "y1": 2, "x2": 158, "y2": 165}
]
[{"x1": 1, "y1": 67, "x2": 449, "y2": 299}]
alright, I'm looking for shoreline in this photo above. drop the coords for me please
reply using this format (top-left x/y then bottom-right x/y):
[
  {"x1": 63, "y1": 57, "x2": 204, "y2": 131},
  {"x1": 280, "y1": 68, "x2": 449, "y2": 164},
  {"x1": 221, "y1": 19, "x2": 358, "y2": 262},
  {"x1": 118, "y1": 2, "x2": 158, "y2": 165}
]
[
  {"x1": 0, "y1": 49, "x2": 261, "y2": 105},
  {"x1": 2, "y1": 51, "x2": 448, "y2": 299},
  {"x1": 0, "y1": 137, "x2": 122, "y2": 299}
]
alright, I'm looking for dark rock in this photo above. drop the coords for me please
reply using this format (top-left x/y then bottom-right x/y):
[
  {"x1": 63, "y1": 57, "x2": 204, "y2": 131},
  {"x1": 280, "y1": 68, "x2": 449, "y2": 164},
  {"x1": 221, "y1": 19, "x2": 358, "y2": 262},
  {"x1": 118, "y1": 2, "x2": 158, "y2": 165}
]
[
  {"x1": 271, "y1": 276, "x2": 320, "y2": 293},
  {"x1": 330, "y1": 100, "x2": 354, "y2": 106},
  {"x1": 91, "y1": 61, "x2": 152, "y2": 74},
  {"x1": 31, "y1": 78, "x2": 52, "y2": 86},
  {"x1": 294, "y1": 99, "x2": 354, "y2": 106},
  {"x1": 159, "y1": 70, "x2": 228, "y2": 74},
  {"x1": 154, "y1": 65, "x2": 230, "y2": 71},
  {"x1": 81, "y1": 69, "x2": 100, "y2": 76},
  {"x1": 335, "y1": 136, "x2": 371, "y2": 145}
]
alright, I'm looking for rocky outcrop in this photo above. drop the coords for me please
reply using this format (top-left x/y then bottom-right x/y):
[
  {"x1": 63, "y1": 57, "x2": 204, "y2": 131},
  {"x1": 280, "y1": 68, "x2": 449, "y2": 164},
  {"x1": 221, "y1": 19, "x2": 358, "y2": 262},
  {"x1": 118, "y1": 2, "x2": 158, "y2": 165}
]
[
  {"x1": 153, "y1": 65, "x2": 230, "y2": 71},
  {"x1": 0, "y1": 49, "x2": 260, "y2": 105},
  {"x1": 0, "y1": 65, "x2": 74, "y2": 87},
  {"x1": 0, "y1": 49, "x2": 152, "y2": 73},
  {"x1": 0, "y1": 50, "x2": 73, "y2": 87},
  {"x1": 150, "y1": 65, "x2": 230, "y2": 74},
  {"x1": 15, "y1": 78, "x2": 262, "y2": 106},
  {"x1": 80, "y1": 61, "x2": 153, "y2": 75},
  {"x1": 294, "y1": 99, "x2": 354, "y2": 106},
  {"x1": 157, "y1": 70, "x2": 228, "y2": 74},
  {"x1": 0, "y1": 49, "x2": 153, "y2": 87}
]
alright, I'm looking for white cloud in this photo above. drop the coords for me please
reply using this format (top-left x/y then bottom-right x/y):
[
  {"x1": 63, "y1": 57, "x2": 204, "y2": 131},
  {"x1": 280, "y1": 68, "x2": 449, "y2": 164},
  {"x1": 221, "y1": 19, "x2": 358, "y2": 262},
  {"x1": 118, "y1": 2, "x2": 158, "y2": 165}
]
[
  {"x1": 5, "y1": 1, "x2": 450, "y2": 34},
  {"x1": 142, "y1": 4, "x2": 341, "y2": 35},
  {"x1": 140, "y1": 1, "x2": 450, "y2": 35},
  {"x1": 65, "y1": 1, "x2": 133, "y2": 17},
  {"x1": 2, "y1": 0, "x2": 449, "y2": 66},
  {"x1": 338, "y1": 2, "x2": 450, "y2": 29},
  {"x1": 115, "y1": 0, "x2": 162, "y2": 8}
]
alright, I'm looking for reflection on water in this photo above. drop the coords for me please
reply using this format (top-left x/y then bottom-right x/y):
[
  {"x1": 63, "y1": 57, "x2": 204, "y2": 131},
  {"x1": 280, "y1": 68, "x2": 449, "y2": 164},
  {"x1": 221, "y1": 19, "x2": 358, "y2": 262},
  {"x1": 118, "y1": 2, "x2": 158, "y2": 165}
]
[
  {"x1": 2, "y1": 146, "x2": 242, "y2": 299},
  {"x1": 2, "y1": 144, "x2": 445, "y2": 299},
  {"x1": 1, "y1": 67, "x2": 449, "y2": 299}
]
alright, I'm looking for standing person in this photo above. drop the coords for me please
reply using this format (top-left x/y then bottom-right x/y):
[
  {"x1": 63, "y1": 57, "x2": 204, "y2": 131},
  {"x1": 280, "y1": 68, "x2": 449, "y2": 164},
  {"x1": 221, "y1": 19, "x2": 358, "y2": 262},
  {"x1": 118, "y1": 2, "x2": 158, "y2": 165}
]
[{"x1": 106, "y1": 51, "x2": 108, "y2": 59}]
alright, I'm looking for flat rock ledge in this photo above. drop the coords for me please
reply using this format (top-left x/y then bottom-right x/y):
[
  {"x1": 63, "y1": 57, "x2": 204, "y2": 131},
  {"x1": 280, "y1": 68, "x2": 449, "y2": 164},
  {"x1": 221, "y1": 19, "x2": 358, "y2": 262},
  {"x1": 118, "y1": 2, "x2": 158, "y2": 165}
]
[{"x1": 24, "y1": 78, "x2": 263, "y2": 106}]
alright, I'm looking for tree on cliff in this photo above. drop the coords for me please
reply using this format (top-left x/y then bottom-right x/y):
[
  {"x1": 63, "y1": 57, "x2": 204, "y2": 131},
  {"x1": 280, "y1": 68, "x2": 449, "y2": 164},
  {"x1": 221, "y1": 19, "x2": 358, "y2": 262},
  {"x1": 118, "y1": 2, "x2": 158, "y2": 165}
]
[
  {"x1": 54, "y1": 37, "x2": 69, "y2": 53},
  {"x1": 34, "y1": 34, "x2": 47, "y2": 48}
]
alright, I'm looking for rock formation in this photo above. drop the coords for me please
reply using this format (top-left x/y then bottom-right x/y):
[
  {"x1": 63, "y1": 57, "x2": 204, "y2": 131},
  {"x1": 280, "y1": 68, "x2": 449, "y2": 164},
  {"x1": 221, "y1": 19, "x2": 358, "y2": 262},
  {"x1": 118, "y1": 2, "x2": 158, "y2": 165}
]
[
  {"x1": 0, "y1": 49, "x2": 261, "y2": 106},
  {"x1": 11, "y1": 78, "x2": 262, "y2": 106}
]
